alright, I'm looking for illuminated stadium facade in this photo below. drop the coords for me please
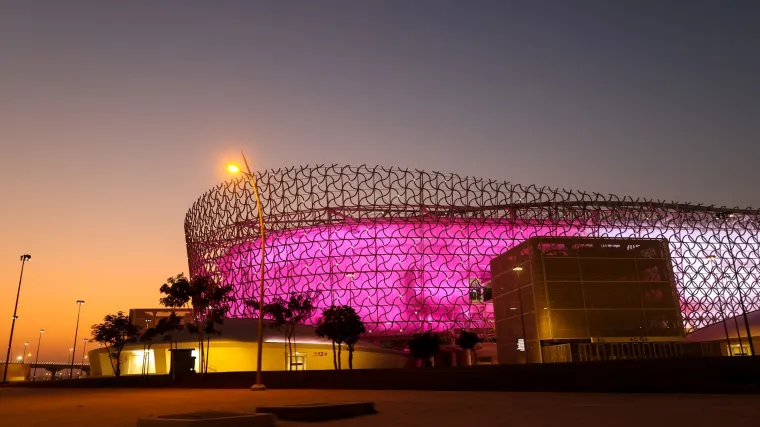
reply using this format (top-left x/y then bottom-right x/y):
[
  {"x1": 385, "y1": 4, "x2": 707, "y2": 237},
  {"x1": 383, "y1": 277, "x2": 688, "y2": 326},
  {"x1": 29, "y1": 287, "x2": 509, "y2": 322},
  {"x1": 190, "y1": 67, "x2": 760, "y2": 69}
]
[{"x1": 185, "y1": 165, "x2": 760, "y2": 338}]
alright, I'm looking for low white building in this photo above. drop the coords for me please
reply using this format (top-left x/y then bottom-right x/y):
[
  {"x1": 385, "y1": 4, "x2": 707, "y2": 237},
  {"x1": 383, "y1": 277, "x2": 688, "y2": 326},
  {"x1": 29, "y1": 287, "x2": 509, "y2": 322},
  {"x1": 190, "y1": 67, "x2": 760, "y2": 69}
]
[{"x1": 88, "y1": 317, "x2": 406, "y2": 376}]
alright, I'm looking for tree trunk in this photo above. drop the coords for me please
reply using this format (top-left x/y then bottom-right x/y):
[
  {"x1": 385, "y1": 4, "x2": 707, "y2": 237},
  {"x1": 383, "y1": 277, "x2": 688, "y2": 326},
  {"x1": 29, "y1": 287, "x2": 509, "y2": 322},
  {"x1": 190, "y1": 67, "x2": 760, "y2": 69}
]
[
  {"x1": 337, "y1": 344, "x2": 342, "y2": 370},
  {"x1": 471, "y1": 348, "x2": 477, "y2": 366},
  {"x1": 331, "y1": 341, "x2": 337, "y2": 370},
  {"x1": 104, "y1": 343, "x2": 116, "y2": 375},
  {"x1": 287, "y1": 334, "x2": 293, "y2": 371},
  {"x1": 205, "y1": 335, "x2": 210, "y2": 373},
  {"x1": 114, "y1": 350, "x2": 122, "y2": 377},
  {"x1": 348, "y1": 345, "x2": 354, "y2": 370}
]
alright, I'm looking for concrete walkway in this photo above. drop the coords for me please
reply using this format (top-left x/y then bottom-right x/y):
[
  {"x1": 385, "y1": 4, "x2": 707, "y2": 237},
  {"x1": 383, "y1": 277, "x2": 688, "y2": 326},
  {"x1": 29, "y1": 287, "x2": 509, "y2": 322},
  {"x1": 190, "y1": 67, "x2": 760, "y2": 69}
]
[{"x1": 1, "y1": 387, "x2": 758, "y2": 427}]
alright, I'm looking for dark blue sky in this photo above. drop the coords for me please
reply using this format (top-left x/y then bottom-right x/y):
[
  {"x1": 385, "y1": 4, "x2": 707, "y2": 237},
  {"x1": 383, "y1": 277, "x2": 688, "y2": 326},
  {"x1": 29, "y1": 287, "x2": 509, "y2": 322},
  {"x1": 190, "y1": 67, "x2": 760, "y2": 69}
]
[{"x1": 0, "y1": 1, "x2": 759, "y2": 356}]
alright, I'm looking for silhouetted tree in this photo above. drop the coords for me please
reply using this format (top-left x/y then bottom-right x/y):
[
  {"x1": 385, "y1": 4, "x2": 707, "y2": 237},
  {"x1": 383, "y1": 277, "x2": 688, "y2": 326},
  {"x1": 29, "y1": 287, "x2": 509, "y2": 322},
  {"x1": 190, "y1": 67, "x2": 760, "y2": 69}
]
[
  {"x1": 264, "y1": 292, "x2": 315, "y2": 370},
  {"x1": 159, "y1": 273, "x2": 234, "y2": 374},
  {"x1": 159, "y1": 274, "x2": 192, "y2": 376},
  {"x1": 315, "y1": 305, "x2": 366, "y2": 370},
  {"x1": 457, "y1": 330, "x2": 479, "y2": 366},
  {"x1": 408, "y1": 332, "x2": 441, "y2": 368},
  {"x1": 91, "y1": 311, "x2": 140, "y2": 377},
  {"x1": 186, "y1": 275, "x2": 235, "y2": 374},
  {"x1": 315, "y1": 306, "x2": 343, "y2": 370}
]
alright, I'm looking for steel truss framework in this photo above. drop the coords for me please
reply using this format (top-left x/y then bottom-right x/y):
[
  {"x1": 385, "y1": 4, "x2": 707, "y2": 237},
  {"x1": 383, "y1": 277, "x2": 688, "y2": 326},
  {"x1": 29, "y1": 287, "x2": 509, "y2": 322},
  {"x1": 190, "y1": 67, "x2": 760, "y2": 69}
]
[{"x1": 185, "y1": 165, "x2": 760, "y2": 336}]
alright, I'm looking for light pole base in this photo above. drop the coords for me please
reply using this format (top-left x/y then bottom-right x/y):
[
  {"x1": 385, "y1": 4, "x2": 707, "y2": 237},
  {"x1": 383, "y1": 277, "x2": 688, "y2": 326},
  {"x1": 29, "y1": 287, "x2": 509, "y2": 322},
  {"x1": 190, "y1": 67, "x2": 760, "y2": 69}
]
[{"x1": 250, "y1": 383, "x2": 267, "y2": 391}]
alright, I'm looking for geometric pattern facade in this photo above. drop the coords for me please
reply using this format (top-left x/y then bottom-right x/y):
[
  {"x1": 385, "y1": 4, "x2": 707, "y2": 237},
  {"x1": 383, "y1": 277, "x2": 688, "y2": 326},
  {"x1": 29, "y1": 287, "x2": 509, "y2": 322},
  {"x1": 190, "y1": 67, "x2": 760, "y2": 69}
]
[{"x1": 185, "y1": 165, "x2": 760, "y2": 336}]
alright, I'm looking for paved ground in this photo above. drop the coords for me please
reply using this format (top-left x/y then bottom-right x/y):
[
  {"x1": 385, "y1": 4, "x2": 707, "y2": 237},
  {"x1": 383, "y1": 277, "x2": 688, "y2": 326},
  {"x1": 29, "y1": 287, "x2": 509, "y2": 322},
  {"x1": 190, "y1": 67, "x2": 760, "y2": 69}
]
[{"x1": 1, "y1": 387, "x2": 759, "y2": 427}]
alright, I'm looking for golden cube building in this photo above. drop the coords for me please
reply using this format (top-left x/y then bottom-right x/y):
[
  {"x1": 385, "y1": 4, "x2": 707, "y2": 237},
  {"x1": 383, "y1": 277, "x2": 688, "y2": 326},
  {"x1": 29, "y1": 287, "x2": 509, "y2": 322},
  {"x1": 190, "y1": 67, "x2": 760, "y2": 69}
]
[{"x1": 490, "y1": 237, "x2": 684, "y2": 364}]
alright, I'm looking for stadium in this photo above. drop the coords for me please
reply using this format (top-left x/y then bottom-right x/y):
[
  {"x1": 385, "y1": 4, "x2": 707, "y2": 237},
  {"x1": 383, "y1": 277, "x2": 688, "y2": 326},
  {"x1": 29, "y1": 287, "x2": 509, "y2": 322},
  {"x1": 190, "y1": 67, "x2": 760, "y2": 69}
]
[{"x1": 184, "y1": 165, "x2": 760, "y2": 339}]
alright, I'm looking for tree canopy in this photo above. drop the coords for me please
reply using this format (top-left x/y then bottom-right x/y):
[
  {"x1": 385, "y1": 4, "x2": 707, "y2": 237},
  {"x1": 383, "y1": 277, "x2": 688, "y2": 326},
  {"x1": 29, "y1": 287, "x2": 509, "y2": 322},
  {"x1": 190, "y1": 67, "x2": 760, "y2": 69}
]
[{"x1": 90, "y1": 311, "x2": 141, "y2": 377}]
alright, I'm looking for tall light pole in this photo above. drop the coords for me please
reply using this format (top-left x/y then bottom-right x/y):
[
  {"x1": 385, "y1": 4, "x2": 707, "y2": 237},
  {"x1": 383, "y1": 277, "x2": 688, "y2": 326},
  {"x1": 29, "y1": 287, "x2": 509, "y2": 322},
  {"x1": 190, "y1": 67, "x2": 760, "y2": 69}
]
[
  {"x1": 512, "y1": 266, "x2": 528, "y2": 363},
  {"x1": 2, "y1": 254, "x2": 31, "y2": 383},
  {"x1": 22, "y1": 342, "x2": 28, "y2": 362},
  {"x1": 227, "y1": 153, "x2": 267, "y2": 391},
  {"x1": 32, "y1": 329, "x2": 44, "y2": 381},
  {"x1": 80, "y1": 339, "x2": 89, "y2": 378},
  {"x1": 69, "y1": 300, "x2": 85, "y2": 379}
]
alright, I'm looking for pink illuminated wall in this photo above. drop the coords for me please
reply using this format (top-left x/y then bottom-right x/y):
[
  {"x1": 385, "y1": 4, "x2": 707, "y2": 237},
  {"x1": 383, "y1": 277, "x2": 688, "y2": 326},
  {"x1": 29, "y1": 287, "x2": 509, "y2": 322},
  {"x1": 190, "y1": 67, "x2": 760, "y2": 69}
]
[
  {"x1": 185, "y1": 165, "x2": 760, "y2": 335},
  {"x1": 215, "y1": 219, "x2": 585, "y2": 335}
]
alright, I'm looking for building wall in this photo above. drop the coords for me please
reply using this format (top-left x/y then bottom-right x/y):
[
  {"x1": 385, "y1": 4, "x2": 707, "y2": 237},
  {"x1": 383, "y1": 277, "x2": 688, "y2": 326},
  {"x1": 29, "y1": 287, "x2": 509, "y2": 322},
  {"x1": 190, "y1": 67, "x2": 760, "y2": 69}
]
[
  {"x1": 0, "y1": 363, "x2": 30, "y2": 381},
  {"x1": 492, "y1": 237, "x2": 685, "y2": 364},
  {"x1": 89, "y1": 340, "x2": 406, "y2": 377}
]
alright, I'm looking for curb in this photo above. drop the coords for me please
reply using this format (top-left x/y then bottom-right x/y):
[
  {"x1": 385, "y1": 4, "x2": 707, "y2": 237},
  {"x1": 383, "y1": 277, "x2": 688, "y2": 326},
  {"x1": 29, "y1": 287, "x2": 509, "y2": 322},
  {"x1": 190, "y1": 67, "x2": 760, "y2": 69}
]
[
  {"x1": 254, "y1": 402, "x2": 376, "y2": 422},
  {"x1": 137, "y1": 412, "x2": 275, "y2": 427}
]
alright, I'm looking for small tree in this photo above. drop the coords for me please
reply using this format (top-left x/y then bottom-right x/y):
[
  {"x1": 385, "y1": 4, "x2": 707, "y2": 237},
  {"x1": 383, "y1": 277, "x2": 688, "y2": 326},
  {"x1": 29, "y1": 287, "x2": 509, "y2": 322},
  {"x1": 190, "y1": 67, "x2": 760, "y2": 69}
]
[
  {"x1": 159, "y1": 274, "x2": 192, "y2": 377},
  {"x1": 315, "y1": 305, "x2": 365, "y2": 370},
  {"x1": 340, "y1": 307, "x2": 365, "y2": 370},
  {"x1": 457, "y1": 330, "x2": 479, "y2": 366},
  {"x1": 91, "y1": 311, "x2": 140, "y2": 377},
  {"x1": 315, "y1": 306, "x2": 343, "y2": 370},
  {"x1": 186, "y1": 275, "x2": 234, "y2": 374},
  {"x1": 264, "y1": 292, "x2": 315, "y2": 370},
  {"x1": 159, "y1": 273, "x2": 234, "y2": 374},
  {"x1": 408, "y1": 332, "x2": 441, "y2": 368}
]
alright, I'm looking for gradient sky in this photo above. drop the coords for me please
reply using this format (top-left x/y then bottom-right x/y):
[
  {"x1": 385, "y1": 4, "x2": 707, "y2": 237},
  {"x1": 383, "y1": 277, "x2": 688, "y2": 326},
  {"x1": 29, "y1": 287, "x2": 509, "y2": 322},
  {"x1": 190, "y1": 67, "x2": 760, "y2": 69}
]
[{"x1": 1, "y1": 0, "x2": 759, "y2": 362}]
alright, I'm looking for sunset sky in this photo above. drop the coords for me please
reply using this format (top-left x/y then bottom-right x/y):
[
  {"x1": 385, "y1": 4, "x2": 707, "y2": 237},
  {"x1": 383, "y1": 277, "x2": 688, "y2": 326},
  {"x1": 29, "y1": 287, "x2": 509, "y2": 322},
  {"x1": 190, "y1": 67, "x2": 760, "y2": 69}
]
[{"x1": 2, "y1": 1, "x2": 759, "y2": 362}]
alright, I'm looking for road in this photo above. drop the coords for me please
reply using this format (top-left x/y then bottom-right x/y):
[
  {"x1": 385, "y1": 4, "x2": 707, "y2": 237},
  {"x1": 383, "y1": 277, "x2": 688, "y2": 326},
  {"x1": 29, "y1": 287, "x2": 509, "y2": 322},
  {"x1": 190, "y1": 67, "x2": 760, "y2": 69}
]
[{"x1": 1, "y1": 387, "x2": 758, "y2": 427}]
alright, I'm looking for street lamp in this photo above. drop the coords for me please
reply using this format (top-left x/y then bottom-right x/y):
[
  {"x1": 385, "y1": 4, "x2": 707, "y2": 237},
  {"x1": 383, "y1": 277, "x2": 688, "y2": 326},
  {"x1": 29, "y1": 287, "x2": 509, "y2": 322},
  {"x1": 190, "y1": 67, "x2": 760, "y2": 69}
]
[
  {"x1": 2, "y1": 254, "x2": 31, "y2": 383},
  {"x1": 80, "y1": 339, "x2": 89, "y2": 378},
  {"x1": 32, "y1": 329, "x2": 44, "y2": 381},
  {"x1": 227, "y1": 152, "x2": 267, "y2": 391},
  {"x1": 69, "y1": 300, "x2": 85, "y2": 379},
  {"x1": 22, "y1": 342, "x2": 28, "y2": 362},
  {"x1": 512, "y1": 265, "x2": 528, "y2": 363}
]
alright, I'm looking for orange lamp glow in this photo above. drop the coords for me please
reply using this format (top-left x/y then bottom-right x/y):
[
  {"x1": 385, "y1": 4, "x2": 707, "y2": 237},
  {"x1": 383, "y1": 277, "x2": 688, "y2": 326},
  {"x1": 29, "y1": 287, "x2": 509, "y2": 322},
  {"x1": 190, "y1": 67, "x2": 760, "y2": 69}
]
[{"x1": 227, "y1": 164, "x2": 241, "y2": 174}]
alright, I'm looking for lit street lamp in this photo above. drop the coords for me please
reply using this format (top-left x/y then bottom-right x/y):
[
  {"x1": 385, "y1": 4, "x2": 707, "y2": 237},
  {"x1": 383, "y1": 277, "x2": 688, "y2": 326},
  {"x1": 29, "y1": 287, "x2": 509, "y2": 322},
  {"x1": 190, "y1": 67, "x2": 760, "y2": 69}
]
[
  {"x1": 2, "y1": 254, "x2": 31, "y2": 383},
  {"x1": 512, "y1": 266, "x2": 528, "y2": 363},
  {"x1": 23, "y1": 342, "x2": 28, "y2": 362},
  {"x1": 32, "y1": 329, "x2": 44, "y2": 381},
  {"x1": 227, "y1": 152, "x2": 267, "y2": 391},
  {"x1": 69, "y1": 300, "x2": 85, "y2": 379}
]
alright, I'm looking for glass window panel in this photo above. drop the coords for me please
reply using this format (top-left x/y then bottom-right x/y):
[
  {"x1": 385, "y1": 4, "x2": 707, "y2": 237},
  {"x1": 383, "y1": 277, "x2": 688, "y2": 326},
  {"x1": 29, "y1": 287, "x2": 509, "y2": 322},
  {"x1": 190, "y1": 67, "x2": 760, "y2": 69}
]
[
  {"x1": 520, "y1": 285, "x2": 535, "y2": 313},
  {"x1": 587, "y1": 310, "x2": 646, "y2": 337},
  {"x1": 644, "y1": 310, "x2": 683, "y2": 337},
  {"x1": 544, "y1": 258, "x2": 581, "y2": 281},
  {"x1": 546, "y1": 281, "x2": 585, "y2": 309},
  {"x1": 580, "y1": 258, "x2": 638, "y2": 281},
  {"x1": 641, "y1": 282, "x2": 677, "y2": 308},
  {"x1": 583, "y1": 282, "x2": 642, "y2": 309},
  {"x1": 548, "y1": 310, "x2": 588, "y2": 339},
  {"x1": 636, "y1": 259, "x2": 671, "y2": 282}
]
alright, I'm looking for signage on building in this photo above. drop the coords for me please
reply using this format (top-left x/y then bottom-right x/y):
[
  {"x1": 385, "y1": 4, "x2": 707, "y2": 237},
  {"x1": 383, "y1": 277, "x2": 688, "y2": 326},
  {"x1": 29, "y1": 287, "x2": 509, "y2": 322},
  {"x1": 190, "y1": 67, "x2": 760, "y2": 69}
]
[{"x1": 517, "y1": 338, "x2": 525, "y2": 351}]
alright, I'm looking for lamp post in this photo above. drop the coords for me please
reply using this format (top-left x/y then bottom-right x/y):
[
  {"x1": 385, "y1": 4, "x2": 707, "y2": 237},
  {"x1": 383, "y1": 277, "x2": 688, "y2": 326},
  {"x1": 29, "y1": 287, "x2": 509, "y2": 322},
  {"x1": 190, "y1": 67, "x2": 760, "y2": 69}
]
[
  {"x1": 69, "y1": 300, "x2": 85, "y2": 379},
  {"x1": 80, "y1": 339, "x2": 89, "y2": 378},
  {"x1": 512, "y1": 266, "x2": 528, "y2": 363},
  {"x1": 32, "y1": 329, "x2": 43, "y2": 381},
  {"x1": 22, "y1": 342, "x2": 28, "y2": 362},
  {"x1": 2, "y1": 254, "x2": 31, "y2": 383},
  {"x1": 227, "y1": 152, "x2": 267, "y2": 391}
]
